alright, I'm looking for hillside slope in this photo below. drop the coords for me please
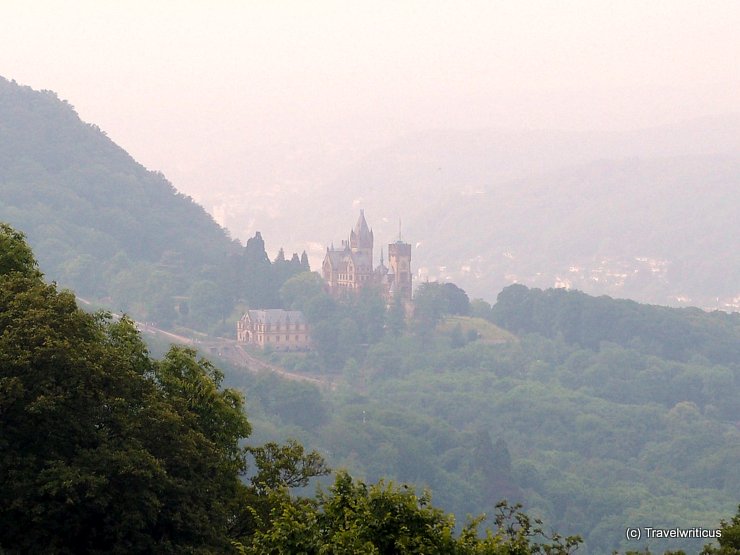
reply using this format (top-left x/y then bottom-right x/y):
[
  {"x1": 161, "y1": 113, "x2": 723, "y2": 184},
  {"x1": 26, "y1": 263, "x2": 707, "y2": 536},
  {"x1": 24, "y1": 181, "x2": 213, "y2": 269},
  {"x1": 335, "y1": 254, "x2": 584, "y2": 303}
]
[
  {"x1": 0, "y1": 76, "x2": 238, "y2": 306},
  {"x1": 224, "y1": 285, "x2": 740, "y2": 554},
  {"x1": 0, "y1": 77, "x2": 311, "y2": 329}
]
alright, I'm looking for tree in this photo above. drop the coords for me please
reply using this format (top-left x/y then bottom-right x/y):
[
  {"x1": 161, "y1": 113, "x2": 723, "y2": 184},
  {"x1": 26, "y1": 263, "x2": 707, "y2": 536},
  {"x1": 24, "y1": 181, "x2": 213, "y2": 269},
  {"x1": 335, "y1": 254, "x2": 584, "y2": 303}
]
[
  {"x1": 245, "y1": 472, "x2": 582, "y2": 554},
  {"x1": 0, "y1": 225, "x2": 252, "y2": 553},
  {"x1": 353, "y1": 286, "x2": 386, "y2": 344},
  {"x1": 189, "y1": 279, "x2": 232, "y2": 326},
  {"x1": 414, "y1": 282, "x2": 449, "y2": 337},
  {"x1": 279, "y1": 271, "x2": 325, "y2": 311},
  {"x1": 702, "y1": 505, "x2": 740, "y2": 554},
  {"x1": 386, "y1": 294, "x2": 406, "y2": 335},
  {"x1": 0, "y1": 222, "x2": 40, "y2": 277},
  {"x1": 443, "y1": 282, "x2": 471, "y2": 315},
  {"x1": 470, "y1": 298, "x2": 494, "y2": 321},
  {"x1": 300, "y1": 250, "x2": 310, "y2": 271},
  {"x1": 247, "y1": 440, "x2": 330, "y2": 494},
  {"x1": 244, "y1": 232, "x2": 270, "y2": 266}
]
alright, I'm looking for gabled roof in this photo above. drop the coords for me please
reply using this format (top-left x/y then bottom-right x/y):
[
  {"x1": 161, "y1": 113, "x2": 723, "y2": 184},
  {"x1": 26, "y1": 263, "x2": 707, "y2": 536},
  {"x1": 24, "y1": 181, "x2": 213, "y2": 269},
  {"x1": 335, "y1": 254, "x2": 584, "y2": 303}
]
[
  {"x1": 242, "y1": 309, "x2": 306, "y2": 325},
  {"x1": 324, "y1": 249, "x2": 372, "y2": 272},
  {"x1": 325, "y1": 250, "x2": 346, "y2": 268}
]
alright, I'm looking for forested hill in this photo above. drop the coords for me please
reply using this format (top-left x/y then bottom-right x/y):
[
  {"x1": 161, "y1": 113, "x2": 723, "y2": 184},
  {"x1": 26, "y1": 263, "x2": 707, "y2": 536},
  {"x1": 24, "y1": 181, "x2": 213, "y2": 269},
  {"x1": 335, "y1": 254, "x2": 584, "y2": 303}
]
[
  {"x1": 0, "y1": 77, "x2": 307, "y2": 330},
  {"x1": 491, "y1": 284, "x2": 740, "y2": 365},
  {"x1": 0, "y1": 76, "x2": 235, "y2": 266}
]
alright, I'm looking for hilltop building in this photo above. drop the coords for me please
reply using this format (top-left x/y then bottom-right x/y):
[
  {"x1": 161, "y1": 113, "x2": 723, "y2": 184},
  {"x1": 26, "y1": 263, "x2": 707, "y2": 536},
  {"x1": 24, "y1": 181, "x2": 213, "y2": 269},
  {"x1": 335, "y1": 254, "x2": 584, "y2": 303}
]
[
  {"x1": 322, "y1": 210, "x2": 412, "y2": 304},
  {"x1": 236, "y1": 309, "x2": 310, "y2": 351}
]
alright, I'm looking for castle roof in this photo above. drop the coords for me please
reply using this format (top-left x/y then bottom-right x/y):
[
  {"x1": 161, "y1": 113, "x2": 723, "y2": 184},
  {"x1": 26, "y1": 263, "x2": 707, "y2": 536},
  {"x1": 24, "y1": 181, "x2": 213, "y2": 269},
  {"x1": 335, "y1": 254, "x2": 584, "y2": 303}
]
[
  {"x1": 325, "y1": 248, "x2": 372, "y2": 272},
  {"x1": 350, "y1": 209, "x2": 373, "y2": 248},
  {"x1": 325, "y1": 249, "x2": 346, "y2": 267},
  {"x1": 242, "y1": 309, "x2": 306, "y2": 325},
  {"x1": 374, "y1": 256, "x2": 388, "y2": 276},
  {"x1": 354, "y1": 209, "x2": 371, "y2": 237}
]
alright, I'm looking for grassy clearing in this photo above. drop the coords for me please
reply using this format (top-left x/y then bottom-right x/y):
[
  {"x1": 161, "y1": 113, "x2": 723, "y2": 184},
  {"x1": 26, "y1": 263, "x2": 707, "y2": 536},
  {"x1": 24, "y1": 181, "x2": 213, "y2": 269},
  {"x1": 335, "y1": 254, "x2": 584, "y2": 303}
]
[{"x1": 437, "y1": 315, "x2": 516, "y2": 343}]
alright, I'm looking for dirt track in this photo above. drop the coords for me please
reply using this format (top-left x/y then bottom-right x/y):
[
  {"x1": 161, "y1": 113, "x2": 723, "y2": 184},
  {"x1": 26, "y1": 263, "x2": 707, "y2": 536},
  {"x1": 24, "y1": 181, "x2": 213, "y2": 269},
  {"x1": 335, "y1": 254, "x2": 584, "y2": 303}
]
[{"x1": 139, "y1": 324, "x2": 337, "y2": 390}]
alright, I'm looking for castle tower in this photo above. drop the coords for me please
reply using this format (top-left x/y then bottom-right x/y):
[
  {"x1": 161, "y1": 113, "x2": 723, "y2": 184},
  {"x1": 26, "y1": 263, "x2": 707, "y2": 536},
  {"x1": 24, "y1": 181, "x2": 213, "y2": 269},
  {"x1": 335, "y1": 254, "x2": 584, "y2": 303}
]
[
  {"x1": 349, "y1": 209, "x2": 373, "y2": 262},
  {"x1": 348, "y1": 210, "x2": 373, "y2": 280},
  {"x1": 388, "y1": 239, "x2": 412, "y2": 302}
]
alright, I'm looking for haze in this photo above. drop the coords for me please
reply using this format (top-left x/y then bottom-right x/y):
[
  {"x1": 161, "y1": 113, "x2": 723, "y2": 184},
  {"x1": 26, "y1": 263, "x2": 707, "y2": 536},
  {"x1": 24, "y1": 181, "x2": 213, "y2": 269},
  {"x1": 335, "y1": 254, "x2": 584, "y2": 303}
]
[{"x1": 4, "y1": 0, "x2": 739, "y2": 206}]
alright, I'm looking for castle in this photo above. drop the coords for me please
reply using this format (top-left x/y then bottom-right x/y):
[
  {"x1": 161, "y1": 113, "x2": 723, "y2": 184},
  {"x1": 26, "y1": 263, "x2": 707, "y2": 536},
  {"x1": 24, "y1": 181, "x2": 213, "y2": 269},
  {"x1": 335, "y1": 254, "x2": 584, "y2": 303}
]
[
  {"x1": 237, "y1": 211, "x2": 412, "y2": 350},
  {"x1": 322, "y1": 210, "x2": 412, "y2": 304}
]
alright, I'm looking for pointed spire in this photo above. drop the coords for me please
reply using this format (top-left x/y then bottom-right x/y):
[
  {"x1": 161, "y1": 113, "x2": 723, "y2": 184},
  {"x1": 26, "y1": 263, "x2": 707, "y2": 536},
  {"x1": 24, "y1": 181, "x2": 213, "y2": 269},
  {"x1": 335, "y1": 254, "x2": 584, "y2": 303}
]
[{"x1": 354, "y1": 210, "x2": 371, "y2": 237}]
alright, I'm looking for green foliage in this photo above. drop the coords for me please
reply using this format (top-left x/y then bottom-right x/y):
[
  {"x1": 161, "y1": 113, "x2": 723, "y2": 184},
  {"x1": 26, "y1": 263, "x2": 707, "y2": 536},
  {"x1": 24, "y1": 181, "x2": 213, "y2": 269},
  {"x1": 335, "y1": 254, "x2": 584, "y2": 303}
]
[
  {"x1": 0, "y1": 223, "x2": 40, "y2": 277},
  {"x1": 0, "y1": 226, "x2": 329, "y2": 553},
  {"x1": 471, "y1": 298, "x2": 495, "y2": 321},
  {"x1": 247, "y1": 440, "x2": 330, "y2": 494},
  {"x1": 414, "y1": 281, "x2": 471, "y2": 338},
  {"x1": 279, "y1": 271, "x2": 325, "y2": 311},
  {"x1": 293, "y1": 284, "x2": 388, "y2": 370},
  {"x1": 246, "y1": 472, "x2": 582, "y2": 554},
  {"x1": 491, "y1": 284, "x2": 740, "y2": 364},
  {"x1": 702, "y1": 505, "x2": 740, "y2": 554},
  {"x1": 0, "y1": 273, "x2": 247, "y2": 551},
  {"x1": 0, "y1": 79, "x2": 307, "y2": 331},
  {"x1": 251, "y1": 373, "x2": 329, "y2": 429},
  {"x1": 242, "y1": 283, "x2": 739, "y2": 554},
  {"x1": 7, "y1": 224, "x2": 735, "y2": 554},
  {"x1": 188, "y1": 279, "x2": 231, "y2": 327}
]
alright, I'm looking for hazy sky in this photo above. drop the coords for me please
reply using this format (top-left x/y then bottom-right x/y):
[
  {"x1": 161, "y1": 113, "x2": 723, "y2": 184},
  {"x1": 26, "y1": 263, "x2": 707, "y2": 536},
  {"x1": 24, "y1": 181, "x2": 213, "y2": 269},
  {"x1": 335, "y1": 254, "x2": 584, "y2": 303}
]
[{"x1": 3, "y1": 1, "x2": 740, "y2": 199}]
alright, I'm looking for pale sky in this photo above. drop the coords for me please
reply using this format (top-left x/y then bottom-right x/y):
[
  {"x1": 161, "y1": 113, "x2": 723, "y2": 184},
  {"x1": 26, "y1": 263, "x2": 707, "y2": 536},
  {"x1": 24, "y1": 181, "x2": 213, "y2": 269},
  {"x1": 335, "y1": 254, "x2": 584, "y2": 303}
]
[{"x1": 3, "y1": 1, "x2": 740, "y2": 199}]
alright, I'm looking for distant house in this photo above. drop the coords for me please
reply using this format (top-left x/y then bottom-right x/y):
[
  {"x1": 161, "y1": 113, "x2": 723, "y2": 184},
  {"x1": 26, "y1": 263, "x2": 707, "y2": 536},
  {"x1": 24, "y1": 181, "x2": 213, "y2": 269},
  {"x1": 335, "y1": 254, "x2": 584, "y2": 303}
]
[{"x1": 236, "y1": 309, "x2": 310, "y2": 351}]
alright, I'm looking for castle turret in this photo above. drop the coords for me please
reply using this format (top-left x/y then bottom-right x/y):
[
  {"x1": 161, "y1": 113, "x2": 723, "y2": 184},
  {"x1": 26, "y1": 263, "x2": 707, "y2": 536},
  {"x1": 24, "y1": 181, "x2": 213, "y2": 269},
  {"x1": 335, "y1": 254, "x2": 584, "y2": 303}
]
[
  {"x1": 349, "y1": 209, "x2": 373, "y2": 262},
  {"x1": 388, "y1": 239, "x2": 412, "y2": 302},
  {"x1": 348, "y1": 209, "x2": 373, "y2": 275}
]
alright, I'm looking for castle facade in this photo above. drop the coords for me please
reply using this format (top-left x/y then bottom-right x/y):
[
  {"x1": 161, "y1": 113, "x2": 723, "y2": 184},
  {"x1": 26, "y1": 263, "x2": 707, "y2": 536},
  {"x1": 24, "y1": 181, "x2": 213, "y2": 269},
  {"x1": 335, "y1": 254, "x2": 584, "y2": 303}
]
[
  {"x1": 237, "y1": 309, "x2": 310, "y2": 351},
  {"x1": 322, "y1": 210, "x2": 412, "y2": 304}
]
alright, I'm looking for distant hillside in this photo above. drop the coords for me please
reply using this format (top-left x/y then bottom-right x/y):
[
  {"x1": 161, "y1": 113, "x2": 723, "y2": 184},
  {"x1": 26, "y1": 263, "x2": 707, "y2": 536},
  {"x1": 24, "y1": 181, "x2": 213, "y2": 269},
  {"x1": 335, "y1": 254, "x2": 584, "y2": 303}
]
[
  {"x1": 0, "y1": 77, "x2": 305, "y2": 329},
  {"x1": 207, "y1": 119, "x2": 740, "y2": 311},
  {"x1": 312, "y1": 124, "x2": 740, "y2": 309},
  {"x1": 413, "y1": 155, "x2": 740, "y2": 308}
]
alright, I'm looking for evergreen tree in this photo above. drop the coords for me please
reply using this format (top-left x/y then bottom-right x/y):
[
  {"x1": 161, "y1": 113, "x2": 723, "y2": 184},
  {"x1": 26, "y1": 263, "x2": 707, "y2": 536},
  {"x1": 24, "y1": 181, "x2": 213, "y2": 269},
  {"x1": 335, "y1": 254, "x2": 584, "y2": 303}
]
[{"x1": 300, "y1": 250, "x2": 310, "y2": 271}]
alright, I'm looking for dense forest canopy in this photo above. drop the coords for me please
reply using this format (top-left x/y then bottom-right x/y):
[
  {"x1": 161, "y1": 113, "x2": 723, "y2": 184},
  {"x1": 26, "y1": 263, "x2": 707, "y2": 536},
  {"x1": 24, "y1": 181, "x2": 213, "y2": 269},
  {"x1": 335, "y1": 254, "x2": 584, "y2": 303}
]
[
  {"x1": 231, "y1": 281, "x2": 740, "y2": 554},
  {"x1": 490, "y1": 284, "x2": 740, "y2": 365},
  {"x1": 0, "y1": 223, "x2": 615, "y2": 554}
]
